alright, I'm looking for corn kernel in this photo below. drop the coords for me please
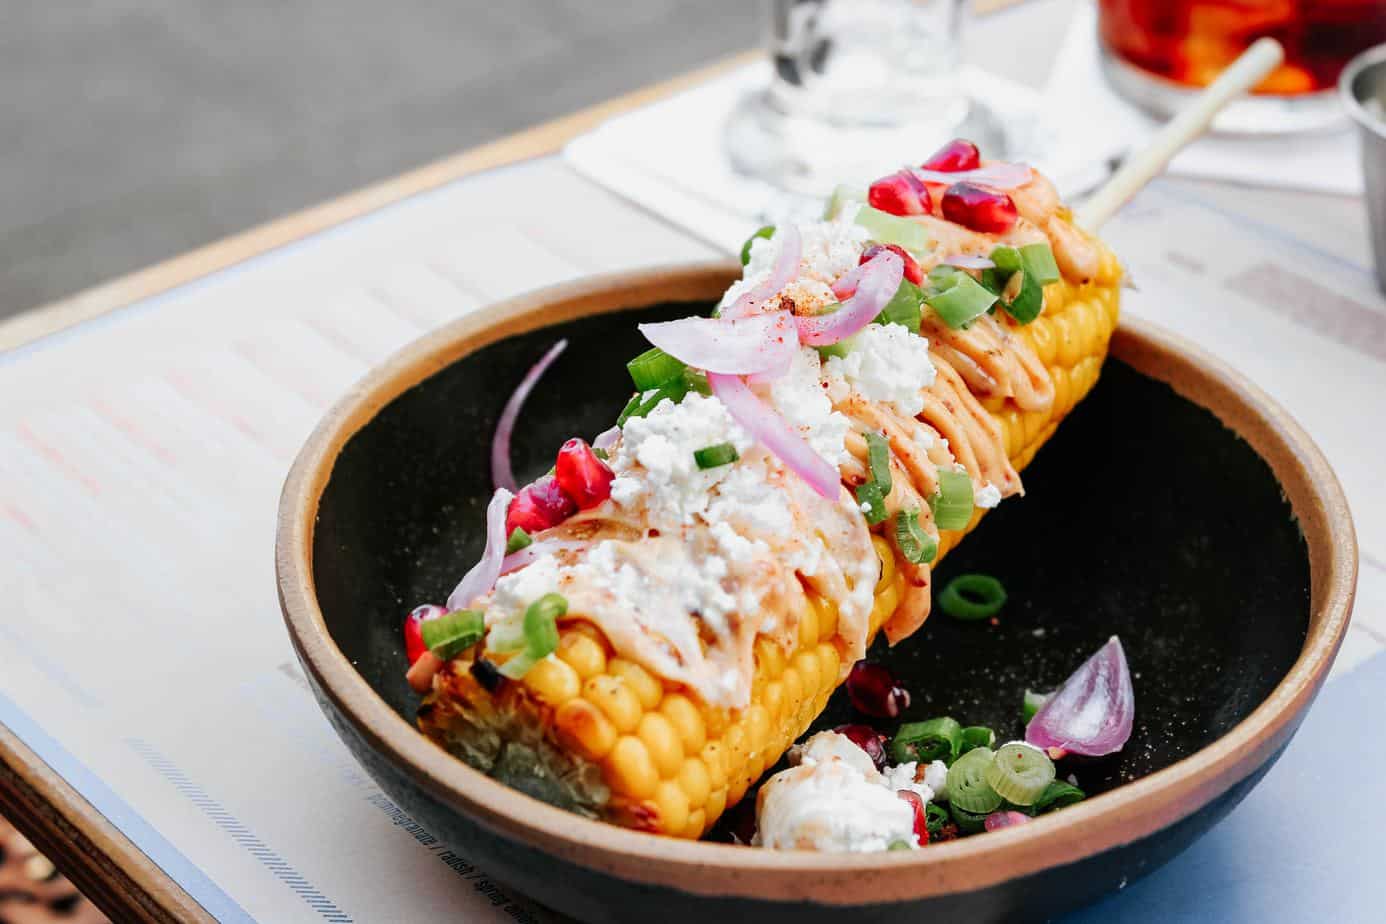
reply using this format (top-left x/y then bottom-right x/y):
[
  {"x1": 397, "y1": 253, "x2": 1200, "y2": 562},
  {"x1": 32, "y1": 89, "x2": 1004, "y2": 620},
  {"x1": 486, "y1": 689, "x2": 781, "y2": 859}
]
[
  {"x1": 554, "y1": 699, "x2": 617, "y2": 761},
  {"x1": 686, "y1": 808, "x2": 707, "y2": 839},
  {"x1": 609, "y1": 658, "x2": 663, "y2": 710},
  {"x1": 816, "y1": 643, "x2": 840, "y2": 690},
  {"x1": 754, "y1": 637, "x2": 786, "y2": 681},
  {"x1": 523, "y1": 655, "x2": 579, "y2": 705},
  {"x1": 660, "y1": 694, "x2": 706, "y2": 753},
  {"x1": 761, "y1": 680, "x2": 784, "y2": 721},
  {"x1": 743, "y1": 704, "x2": 771, "y2": 773},
  {"x1": 558, "y1": 632, "x2": 607, "y2": 679},
  {"x1": 797, "y1": 599, "x2": 820, "y2": 648},
  {"x1": 872, "y1": 536, "x2": 895, "y2": 589},
  {"x1": 816, "y1": 594, "x2": 839, "y2": 640},
  {"x1": 701, "y1": 741, "x2": 728, "y2": 790},
  {"x1": 605, "y1": 736, "x2": 658, "y2": 800},
  {"x1": 792, "y1": 651, "x2": 821, "y2": 707},
  {"x1": 654, "y1": 780, "x2": 690, "y2": 835},
  {"x1": 705, "y1": 787, "x2": 727, "y2": 827},
  {"x1": 637, "y1": 712, "x2": 683, "y2": 779},
  {"x1": 584, "y1": 675, "x2": 641, "y2": 733}
]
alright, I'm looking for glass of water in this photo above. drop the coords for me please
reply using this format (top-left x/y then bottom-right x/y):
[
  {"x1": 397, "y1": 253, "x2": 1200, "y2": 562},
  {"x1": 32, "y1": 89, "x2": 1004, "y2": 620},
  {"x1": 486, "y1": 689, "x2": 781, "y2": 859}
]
[{"x1": 725, "y1": 0, "x2": 1002, "y2": 195}]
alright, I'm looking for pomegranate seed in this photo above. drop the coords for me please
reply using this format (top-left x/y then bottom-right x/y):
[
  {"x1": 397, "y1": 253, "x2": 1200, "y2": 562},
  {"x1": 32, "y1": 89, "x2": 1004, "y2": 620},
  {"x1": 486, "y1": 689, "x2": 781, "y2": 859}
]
[
  {"x1": 506, "y1": 475, "x2": 577, "y2": 534},
  {"x1": 554, "y1": 438, "x2": 615, "y2": 510},
  {"x1": 860, "y1": 243, "x2": 923, "y2": 286},
  {"x1": 403, "y1": 604, "x2": 446, "y2": 665},
  {"x1": 867, "y1": 170, "x2": 933, "y2": 217},
  {"x1": 833, "y1": 723, "x2": 890, "y2": 770},
  {"x1": 941, "y1": 182, "x2": 1018, "y2": 234},
  {"x1": 846, "y1": 661, "x2": 911, "y2": 718},
  {"x1": 984, "y1": 810, "x2": 1031, "y2": 832},
  {"x1": 896, "y1": 790, "x2": 930, "y2": 845},
  {"x1": 922, "y1": 139, "x2": 981, "y2": 172}
]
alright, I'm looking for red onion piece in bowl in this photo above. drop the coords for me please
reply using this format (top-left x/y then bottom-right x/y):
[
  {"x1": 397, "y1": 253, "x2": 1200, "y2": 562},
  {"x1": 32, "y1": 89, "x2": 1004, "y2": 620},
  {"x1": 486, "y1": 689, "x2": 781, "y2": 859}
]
[
  {"x1": 723, "y1": 225, "x2": 802, "y2": 319},
  {"x1": 592, "y1": 426, "x2": 620, "y2": 453},
  {"x1": 1025, "y1": 636, "x2": 1135, "y2": 757},
  {"x1": 909, "y1": 162, "x2": 1034, "y2": 190},
  {"x1": 638, "y1": 310, "x2": 799, "y2": 376},
  {"x1": 498, "y1": 539, "x2": 589, "y2": 576},
  {"x1": 941, "y1": 253, "x2": 996, "y2": 270},
  {"x1": 985, "y1": 811, "x2": 1031, "y2": 832},
  {"x1": 797, "y1": 251, "x2": 903, "y2": 346},
  {"x1": 446, "y1": 488, "x2": 514, "y2": 612},
  {"x1": 707, "y1": 372, "x2": 840, "y2": 499},
  {"x1": 491, "y1": 339, "x2": 568, "y2": 493}
]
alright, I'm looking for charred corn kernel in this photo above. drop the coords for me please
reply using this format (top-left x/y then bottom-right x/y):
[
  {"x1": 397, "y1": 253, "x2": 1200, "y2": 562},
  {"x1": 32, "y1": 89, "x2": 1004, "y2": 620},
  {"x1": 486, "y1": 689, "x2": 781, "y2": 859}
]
[
  {"x1": 637, "y1": 713, "x2": 683, "y2": 779},
  {"x1": 678, "y1": 757, "x2": 711, "y2": 809},
  {"x1": 524, "y1": 656, "x2": 580, "y2": 705},
  {"x1": 558, "y1": 632, "x2": 607, "y2": 679},
  {"x1": 584, "y1": 676, "x2": 641, "y2": 733},
  {"x1": 605, "y1": 736, "x2": 658, "y2": 801},
  {"x1": 420, "y1": 243, "x2": 1122, "y2": 841},
  {"x1": 661, "y1": 694, "x2": 706, "y2": 753},
  {"x1": 554, "y1": 699, "x2": 617, "y2": 761},
  {"x1": 608, "y1": 658, "x2": 662, "y2": 711},
  {"x1": 654, "y1": 780, "x2": 690, "y2": 834}
]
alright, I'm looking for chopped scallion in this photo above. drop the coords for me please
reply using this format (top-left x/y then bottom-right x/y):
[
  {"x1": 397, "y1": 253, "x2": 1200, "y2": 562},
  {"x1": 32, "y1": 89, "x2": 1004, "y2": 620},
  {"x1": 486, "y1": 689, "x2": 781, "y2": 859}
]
[
  {"x1": 874, "y1": 279, "x2": 923, "y2": 334},
  {"x1": 627, "y1": 347, "x2": 686, "y2": 391},
  {"x1": 1034, "y1": 780, "x2": 1086, "y2": 812},
  {"x1": 420, "y1": 609, "x2": 484, "y2": 660},
  {"x1": 499, "y1": 592, "x2": 567, "y2": 679},
  {"x1": 989, "y1": 245, "x2": 1022, "y2": 275},
  {"x1": 946, "y1": 746, "x2": 1003, "y2": 814},
  {"x1": 855, "y1": 481, "x2": 888, "y2": 526},
  {"x1": 824, "y1": 185, "x2": 866, "y2": 220},
  {"x1": 887, "y1": 840, "x2": 912, "y2": 851},
  {"x1": 865, "y1": 431, "x2": 892, "y2": 494},
  {"x1": 960, "y1": 726, "x2": 996, "y2": 755},
  {"x1": 939, "y1": 573, "x2": 1007, "y2": 621},
  {"x1": 983, "y1": 742, "x2": 1055, "y2": 806},
  {"x1": 693, "y1": 442, "x2": 739, "y2": 469},
  {"x1": 925, "y1": 802, "x2": 951, "y2": 836},
  {"x1": 505, "y1": 528, "x2": 533, "y2": 554},
  {"x1": 815, "y1": 336, "x2": 855, "y2": 361},
  {"x1": 929, "y1": 469, "x2": 974, "y2": 531},
  {"x1": 1022, "y1": 688, "x2": 1051, "y2": 723},
  {"x1": 950, "y1": 803, "x2": 990, "y2": 834},
  {"x1": 892, "y1": 716, "x2": 962, "y2": 765},
  {"x1": 926, "y1": 271, "x2": 998, "y2": 329},
  {"x1": 855, "y1": 205, "x2": 930, "y2": 254},
  {"x1": 1000, "y1": 268, "x2": 1043, "y2": 324},
  {"x1": 1020, "y1": 243, "x2": 1061, "y2": 285},
  {"x1": 894, "y1": 509, "x2": 938, "y2": 565},
  {"x1": 740, "y1": 225, "x2": 775, "y2": 266}
]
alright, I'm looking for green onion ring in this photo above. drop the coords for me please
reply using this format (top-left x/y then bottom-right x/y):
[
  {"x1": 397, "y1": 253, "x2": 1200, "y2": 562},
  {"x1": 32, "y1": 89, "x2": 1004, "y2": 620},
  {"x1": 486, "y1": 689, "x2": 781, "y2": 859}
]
[
  {"x1": 939, "y1": 573, "x2": 1007, "y2": 621},
  {"x1": 892, "y1": 716, "x2": 962, "y2": 765}
]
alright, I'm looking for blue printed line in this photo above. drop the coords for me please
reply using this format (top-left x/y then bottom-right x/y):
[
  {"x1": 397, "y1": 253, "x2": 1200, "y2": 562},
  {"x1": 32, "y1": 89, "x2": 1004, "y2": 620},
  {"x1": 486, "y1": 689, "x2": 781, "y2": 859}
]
[
  {"x1": 0, "y1": 690, "x2": 254, "y2": 922},
  {"x1": 126, "y1": 738, "x2": 353, "y2": 923}
]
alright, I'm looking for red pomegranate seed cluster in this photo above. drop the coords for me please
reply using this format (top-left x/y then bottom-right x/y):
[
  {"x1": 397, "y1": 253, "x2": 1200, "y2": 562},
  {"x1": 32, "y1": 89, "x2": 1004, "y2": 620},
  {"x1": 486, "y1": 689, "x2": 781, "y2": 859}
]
[
  {"x1": 896, "y1": 789, "x2": 931, "y2": 845},
  {"x1": 866, "y1": 138, "x2": 1020, "y2": 234},
  {"x1": 833, "y1": 723, "x2": 890, "y2": 770},
  {"x1": 867, "y1": 169, "x2": 933, "y2": 217},
  {"x1": 506, "y1": 438, "x2": 613, "y2": 535},
  {"x1": 941, "y1": 182, "x2": 1018, "y2": 234},
  {"x1": 846, "y1": 661, "x2": 911, "y2": 718},
  {"x1": 860, "y1": 244, "x2": 923, "y2": 286},
  {"x1": 403, "y1": 603, "x2": 446, "y2": 665}
]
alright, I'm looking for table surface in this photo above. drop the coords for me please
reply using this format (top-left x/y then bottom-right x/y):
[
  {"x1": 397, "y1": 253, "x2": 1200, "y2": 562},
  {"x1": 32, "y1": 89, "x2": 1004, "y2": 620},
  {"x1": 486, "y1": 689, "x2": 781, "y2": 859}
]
[{"x1": 2, "y1": 1, "x2": 1383, "y2": 921}]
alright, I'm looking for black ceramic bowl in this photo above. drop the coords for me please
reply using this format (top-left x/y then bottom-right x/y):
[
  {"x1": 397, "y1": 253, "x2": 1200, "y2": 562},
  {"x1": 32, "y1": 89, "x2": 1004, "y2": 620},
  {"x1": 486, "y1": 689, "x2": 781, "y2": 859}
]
[{"x1": 277, "y1": 265, "x2": 1355, "y2": 923}]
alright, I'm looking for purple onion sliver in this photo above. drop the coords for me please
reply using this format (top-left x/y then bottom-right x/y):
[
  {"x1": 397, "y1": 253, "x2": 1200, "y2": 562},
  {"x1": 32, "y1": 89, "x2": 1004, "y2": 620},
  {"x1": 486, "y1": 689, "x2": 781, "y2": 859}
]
[
  {"x1": 447, "y1": 488, "x2": 513, "y2": 612},
  {"x1": 796, "y1": 251, "x2": 903, "y2": 347},
  {"x1": 984, "y1": 811, "x2": 1031, "y2": 832},
  {"x1": 637, "y1": 311, "x2": 799, "y2": 376},
  {"x1": 498, "y1": 539, "x2": 589, "y2": 576},
  {"x1": 1025, "y1": 636, "x2": 1134, "y2": 757},
  {"x1": 491, "y1": 339, "x2": 568, "y2": 493},
  {"x1": 941, "y1": 253, "x2": 996, "y2": 270},
  {"x1": 909, "y1": 162, "x2": 1034, "y2": 190},
  {"x1": 724, "y1": 224, "x2": 802, "y2": 319},
  {"x1": 592, "y1": 426, "x2": 620, "y2": 452},
  {"x1": 707, "y1": 372, "x2": 839, "y2": 499}
]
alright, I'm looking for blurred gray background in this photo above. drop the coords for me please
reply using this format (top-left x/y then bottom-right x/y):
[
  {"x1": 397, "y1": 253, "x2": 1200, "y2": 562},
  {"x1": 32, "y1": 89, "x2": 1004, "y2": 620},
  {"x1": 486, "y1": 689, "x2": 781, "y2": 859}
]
[{"x1": 1, "y1": 1, "x2": 757, "y2": 320}]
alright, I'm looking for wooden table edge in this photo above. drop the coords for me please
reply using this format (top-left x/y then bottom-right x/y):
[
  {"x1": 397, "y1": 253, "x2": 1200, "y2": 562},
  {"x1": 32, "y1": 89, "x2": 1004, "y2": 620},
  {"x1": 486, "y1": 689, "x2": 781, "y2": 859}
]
[{"x1": 0, "y1": 49, "x2": 758, "y2": 355}]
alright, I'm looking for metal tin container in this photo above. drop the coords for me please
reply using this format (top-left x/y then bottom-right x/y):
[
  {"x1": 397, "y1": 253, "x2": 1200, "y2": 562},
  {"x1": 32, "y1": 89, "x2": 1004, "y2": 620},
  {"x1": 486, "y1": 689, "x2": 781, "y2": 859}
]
[{"x1": 1341, "y1": 44, "x2": 1386, "y2": 294}]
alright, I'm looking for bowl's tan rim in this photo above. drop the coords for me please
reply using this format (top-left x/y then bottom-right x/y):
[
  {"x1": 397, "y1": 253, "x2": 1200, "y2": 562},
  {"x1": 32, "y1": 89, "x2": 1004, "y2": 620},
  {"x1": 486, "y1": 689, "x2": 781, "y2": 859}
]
[{"x1": 276, "y1": 263, "x2": 1356, "y2": 904}]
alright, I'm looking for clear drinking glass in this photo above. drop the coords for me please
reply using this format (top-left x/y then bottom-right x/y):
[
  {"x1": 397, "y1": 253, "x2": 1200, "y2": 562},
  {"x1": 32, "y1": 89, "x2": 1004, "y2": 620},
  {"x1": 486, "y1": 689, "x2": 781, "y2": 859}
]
[{"x1": 725, "y1": 0, "x2": 1003, "y2": 195}]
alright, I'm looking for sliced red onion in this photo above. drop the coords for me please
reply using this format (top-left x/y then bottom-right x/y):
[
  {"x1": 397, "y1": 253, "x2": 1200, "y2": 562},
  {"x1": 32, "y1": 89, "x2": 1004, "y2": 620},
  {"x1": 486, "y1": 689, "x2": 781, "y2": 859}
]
[
  {"x1": 592, "y1": 426, "x2": 620, "y2": 452},
  {"x1": 498, "y1": 539, "x2": 589, "y2": 576},
  {"x1": 723, "y1": 225, "x2": 802, "y2": 319},
  {"x1": 985, "y1": 811, "x2": 1031, "y2": 832},
  {"x1": 909, "y1": 162, "x2": 1034, "y2": 190},
  {"x1": 491, "y1": 340, "x2": 567, "y2": 493},
  {"x1": 707, "y1": 372, "x2": 839, "y2": 499},
  {"x1": 796, "y1": 251, "x2": 903, "y2": 347},
  {"x1": 941, "y1": 253, "x2": 996, "y2": 270},
  {"x1": 638, "y1": 310, "x2": 798, "y2": 376},
  {"x1": 830, "y1": 260, "x2": 869, "y2": 300},
  {"x1": 446, "y1": 488, "x2": 514, "y2": 612},
  {"x1": 1026, "y1": 636, "x2": 1134, "y2": 757}
]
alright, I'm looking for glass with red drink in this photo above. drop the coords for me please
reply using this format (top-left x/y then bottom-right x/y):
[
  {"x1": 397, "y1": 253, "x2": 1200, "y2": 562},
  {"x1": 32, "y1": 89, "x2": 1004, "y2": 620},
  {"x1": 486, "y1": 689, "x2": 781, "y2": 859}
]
[{"x1": 1098, "y1": 0, "x2": 1386, "y2": 132}]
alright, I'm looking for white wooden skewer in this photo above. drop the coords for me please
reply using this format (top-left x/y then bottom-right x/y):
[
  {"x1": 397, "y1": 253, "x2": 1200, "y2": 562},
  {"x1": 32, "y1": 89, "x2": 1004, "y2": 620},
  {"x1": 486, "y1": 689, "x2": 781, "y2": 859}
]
[{"x1": 1076, "y1": 37, "x2": 1286, "y2": 232}]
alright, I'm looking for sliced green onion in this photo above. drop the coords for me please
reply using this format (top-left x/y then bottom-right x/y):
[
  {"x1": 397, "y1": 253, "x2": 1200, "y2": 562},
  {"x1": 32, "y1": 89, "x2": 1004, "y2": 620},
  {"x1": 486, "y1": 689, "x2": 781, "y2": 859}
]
[
  {"x1": 617, "y1": 368, "x2": 703, "y2": 425},
  {"x1": 984, "y1": 742, "x2": 1056, "y2": 806},
  {"x1": 694, "y1": 442, "x2": 739, "y2": 469},
  {"x1": 894, "y1": 509, "x2": 937, "y2": 565},
  {"x1": 887, "y1": 839, "x2": 912, "y2": 851},
  {"x1": 496, "y1": 650, "x2": 538, "y2": 679},
  {"x1": 939, "y1": 573, "x2": 1007, "y2": 621},
  {"x1": 683, "y1": 368, "x2": 712, "y2": 396},
  {"x1": 740, "y1": 225, "x2": 775, "y2": 266},
  {"x1": 523, "y1": 593, "x2": 565, "y2": 658},
  {"x1": 926, "y1": 271, "x2": 998, "y2": 329},
  {"x1": 1034, "y1": 780, "x2": 1086, "y2": 813},
  {"x1": 855, "y1": 481, "x2": 888, "y2": 526},
  {"x1": 592, "y1": 447, "x2": 609, "y2": 461},
  {"x1": 420, "y1": 609, "x2": 485, "y2": 660},
  {"x1": 960, "y1": 726, "x2": 996, "y2": 755},
  {"x1": 1022, "y1": 689, "x2": 1051, "y2": 723},
  {"x1": 999, "y1": 267, "x2": 1043, "y2": 324},
  {"x1": 865, "y1": 431, "x2": 892, "y2": 494},
  {"x1": 925, "y1": 802, "x2": 951, "y2": 835},
  {"x1": 855, "y1": 205, "x2": 930, "y2": 254},
  {"x1": 505, "y1": 527, "x2": 533, "y2": 554},
  {"x1": 815, "y1": 335, "x2": 855, "y2": 361},
  {"x1": 989, "y1": 245, "x2": 1023, "y2": 275},
  {"x1": 950, "y1": 803, "x2": 990, "y2": 834},
  {"x1": 892, "y1": 717, "x2": 962, "y2": 765},
  {"x1": 1020, "y1": 243, "x2": 1061, "y2": 285},
  {"x1": 627, "y1": 347, "x2": 686, "y2": 391},
  {"x1": 929, "y1": 469, "x2": 974, "y2": 531},
  {"x1": 874, "y1": 280, "x2": 923, "y2": 335},
  {"x1": 946, "y1": 747, "x2": 1002, "y2": 814},
  {"x1": 978, "y1": 266, "x2": 1005, "y2": 296},
  {"x1": 824, "y1": 185, "x2": 866, "y2": 220}
]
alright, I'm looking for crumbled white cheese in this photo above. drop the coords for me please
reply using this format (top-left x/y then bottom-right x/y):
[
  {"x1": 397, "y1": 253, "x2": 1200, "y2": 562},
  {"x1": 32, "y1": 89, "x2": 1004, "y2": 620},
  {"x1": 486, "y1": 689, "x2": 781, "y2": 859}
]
[
  {"x1": 721, "y1": 218, "x2": 871, "y2": 310},
  {"x1": 757, "y1": 732, "x2": 924, "y2": 852},
  {"x1": 882, "y1": 761, "x2": 935, "y2": 804},
  {"x1": 483, "y1": 554, "x2": 561, "y2": 647},
  {"x1": 823, "y1": 322, "x2": 936, "y2": 418},
  {"x1": 923, "y1": 760, "x2": 949, "y2": 802},
  {"x1": 767, "y1": 347, "x2": 852, "y2": 467},
  {"x1": 778, "y1": 278, "x2": 838, "y2": 316},
  {"x1": 975, "y1": 481, "x2": 1003, "y2": 509}
]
